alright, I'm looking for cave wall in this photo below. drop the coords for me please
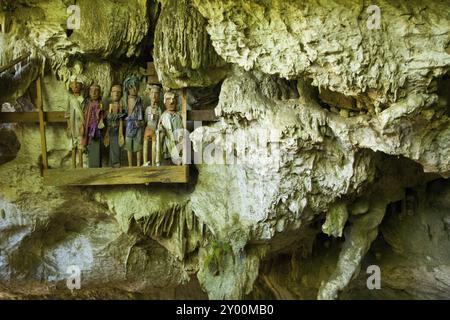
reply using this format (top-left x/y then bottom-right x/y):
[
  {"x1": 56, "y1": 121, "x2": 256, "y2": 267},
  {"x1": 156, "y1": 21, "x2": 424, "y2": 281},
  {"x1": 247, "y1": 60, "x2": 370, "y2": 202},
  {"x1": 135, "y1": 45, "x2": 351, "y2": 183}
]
[{"x1": 0, "y1": 0, "x2": 449, "y2": 300}]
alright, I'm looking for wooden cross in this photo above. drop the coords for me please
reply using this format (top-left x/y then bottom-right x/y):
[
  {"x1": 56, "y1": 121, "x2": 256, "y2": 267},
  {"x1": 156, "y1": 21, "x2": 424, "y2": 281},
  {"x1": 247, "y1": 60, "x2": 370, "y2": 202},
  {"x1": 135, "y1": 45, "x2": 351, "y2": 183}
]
[{"x1": 140, "y1": 62, "x2": 160, "y2": 85}]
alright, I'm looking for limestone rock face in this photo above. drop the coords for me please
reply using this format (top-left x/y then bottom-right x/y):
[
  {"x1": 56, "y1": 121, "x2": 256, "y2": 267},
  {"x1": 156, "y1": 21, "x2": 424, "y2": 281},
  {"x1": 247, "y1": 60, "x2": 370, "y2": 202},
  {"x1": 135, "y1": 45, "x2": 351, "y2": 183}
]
[
  {"x1": 0, "y1": 126, "x2": 204, "y2": 299},
  {"x1": 193, "y1": 0, "x2": 450, "y2": 176},
  {"x1": 0, "y1": 0, "x2": 449, "y2": 300},
  {"x1": 193, "y1": 0, "x2": 450, "y2": 108},
  {"x1": 189, "y1": 66, "x2": 446, "y2": 299},
  {"x1": 191, "y1": 68, "x2": 377, "y2": 240},
  {"x1": 0, "y1": 0, "x2": 150, "y2": 98},
  {"x1": 153, "y1": 0, "x2": 229, "y2": 88}
]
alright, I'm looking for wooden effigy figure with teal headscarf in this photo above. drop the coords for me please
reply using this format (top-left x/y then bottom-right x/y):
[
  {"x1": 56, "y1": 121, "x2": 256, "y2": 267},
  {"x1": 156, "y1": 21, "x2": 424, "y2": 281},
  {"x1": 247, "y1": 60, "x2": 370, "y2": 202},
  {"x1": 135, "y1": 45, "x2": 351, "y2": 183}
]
[{"x1": 123, "y1": 75, "x2": 144, "y2": 167}]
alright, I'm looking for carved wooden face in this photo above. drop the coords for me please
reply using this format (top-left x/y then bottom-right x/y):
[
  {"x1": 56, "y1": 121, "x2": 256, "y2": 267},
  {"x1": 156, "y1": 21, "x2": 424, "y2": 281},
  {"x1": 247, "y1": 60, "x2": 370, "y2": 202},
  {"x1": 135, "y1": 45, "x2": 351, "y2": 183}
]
[
  {"x1": 110, "y1": 86, "x2": 122, "y2": 102},
  {"x1": 164, "y1": 95, "x2": 177, "y2": 112},
  {"x1": 128, "y1": 86, "x2": 138, "y2": 97},
  {"x1": 150, "y1": 90, "x2": 160, "y2": 105},
  {"x1": 70, "y1": 81, "x2": 83, "y2": 94},
  {"x1": 89, "y1": 85, "x2": 101, "y2": 100}
]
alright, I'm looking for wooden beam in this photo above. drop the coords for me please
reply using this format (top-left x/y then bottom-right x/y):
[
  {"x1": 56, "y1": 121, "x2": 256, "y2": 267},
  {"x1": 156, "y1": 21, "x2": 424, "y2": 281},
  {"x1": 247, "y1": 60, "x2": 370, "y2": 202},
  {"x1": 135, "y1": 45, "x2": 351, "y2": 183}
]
[
  {"x1": 36, "y1": 78, "x2": 48, "y2": 170},
  {"x1": 0, "y1": 112, "x2": 39, "y2": 123},
  {"x1": 0, "y1": 111, "x2": 66, "y2": 123},
  {"x1": 0, "y1": 53, "x2": 31, "y2": 74},
  {"x1": 43, "y1": 165, "x2": 189, "y2": 186},
  {"x1": 45, "y1": 112, "x2": 66, "y2": 122},
  {"x1": 0, "y1": 110, "x2": 218, "y2": 123}
]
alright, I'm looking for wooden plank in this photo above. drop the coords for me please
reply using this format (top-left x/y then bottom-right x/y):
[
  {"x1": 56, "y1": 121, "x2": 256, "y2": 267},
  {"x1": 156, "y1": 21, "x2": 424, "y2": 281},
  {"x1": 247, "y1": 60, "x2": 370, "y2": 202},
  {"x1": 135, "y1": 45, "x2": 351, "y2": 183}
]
[
  {"x1": 0, "y1": 110, "x2": 218, "y2": 123},
  {"x1": 187, "y1": 110, "x2": 218, "y2": 122},
  {"x1": 43, "y1": 165, "x2": 189, "y2": 186},
  {"x1": 36, "y1": 78, "x2": 48, "y2": 170}
]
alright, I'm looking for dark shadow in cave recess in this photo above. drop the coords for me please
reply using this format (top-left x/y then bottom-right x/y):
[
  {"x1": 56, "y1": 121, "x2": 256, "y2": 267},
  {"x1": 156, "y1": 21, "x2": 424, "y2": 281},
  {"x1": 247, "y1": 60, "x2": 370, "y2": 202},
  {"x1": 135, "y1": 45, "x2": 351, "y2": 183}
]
[{"x1": 0, "y1": 127, "x2": 21, "y2": 165}]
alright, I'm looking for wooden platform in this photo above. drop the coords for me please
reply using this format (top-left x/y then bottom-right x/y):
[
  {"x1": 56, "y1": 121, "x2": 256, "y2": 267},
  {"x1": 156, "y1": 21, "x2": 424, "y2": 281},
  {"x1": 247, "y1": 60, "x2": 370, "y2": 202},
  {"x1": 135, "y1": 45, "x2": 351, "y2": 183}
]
[
  {"x1": 43, "y1": 165, "x2": 189, "y2": 186},
  {"x1": 0, "y1": 82, "x2": 214, "y2": 186}
]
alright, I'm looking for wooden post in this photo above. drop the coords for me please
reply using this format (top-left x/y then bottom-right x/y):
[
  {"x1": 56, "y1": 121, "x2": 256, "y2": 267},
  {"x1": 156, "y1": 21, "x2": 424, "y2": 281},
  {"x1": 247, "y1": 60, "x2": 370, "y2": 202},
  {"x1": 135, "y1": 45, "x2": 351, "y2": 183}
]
[
  {"x1": 181, "y1": 88, "x2": 188, "y2": 179},
  {"x1": 36, "y1": 77, "x2": 48, "y2": 170},
  {"x1": 181, "y1": 88, "x2": 187, "y2": 126}
]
